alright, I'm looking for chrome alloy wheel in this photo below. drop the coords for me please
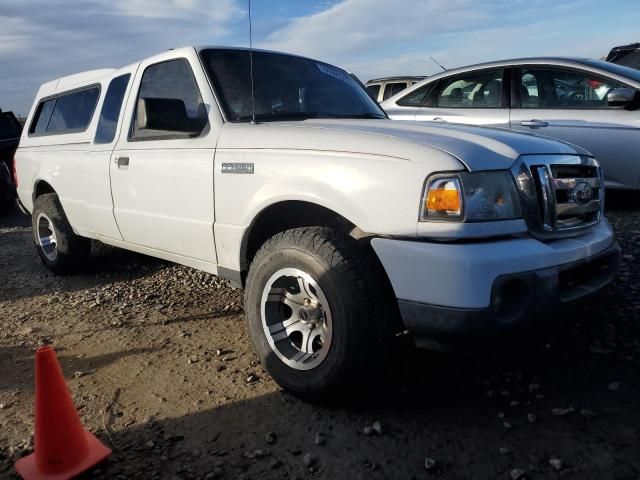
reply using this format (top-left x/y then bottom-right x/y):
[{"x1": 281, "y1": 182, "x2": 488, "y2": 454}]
[
  {"x1": 261, "y1": 268, "x2": 333, "y2": 371},
  {"x1": 36, "y1": 213, "x2": 58, "y2": 262}
]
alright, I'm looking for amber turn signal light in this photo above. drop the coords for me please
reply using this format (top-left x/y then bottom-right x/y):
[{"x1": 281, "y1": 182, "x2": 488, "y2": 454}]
[{"x1": 427, "y1": 188, "x2": 461, "y2": 213}]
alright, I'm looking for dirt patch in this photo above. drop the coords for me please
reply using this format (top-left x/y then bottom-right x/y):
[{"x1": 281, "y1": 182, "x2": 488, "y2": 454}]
[{"x1": 1, "y1": 197, "x2": 639, "y2": 479}]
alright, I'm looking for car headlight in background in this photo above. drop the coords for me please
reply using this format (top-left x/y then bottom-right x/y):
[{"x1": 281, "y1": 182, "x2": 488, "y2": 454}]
[{"x1": 421, "y1": 171, "x2": 522, "y2": 222}]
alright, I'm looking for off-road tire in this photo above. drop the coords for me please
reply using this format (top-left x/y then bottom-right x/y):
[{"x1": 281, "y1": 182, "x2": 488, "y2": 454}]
[
  {"x1": 32, "y1": 193, "x2": 90, "y2": 274},
  {"x1": 245, "y1": 226, "x2": 396, "y2": 402}
]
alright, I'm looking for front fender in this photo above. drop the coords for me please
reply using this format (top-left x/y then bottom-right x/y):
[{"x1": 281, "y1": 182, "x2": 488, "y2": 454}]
[{"x1": 213, "y1": 148, "x2": 441, "y2": 271}]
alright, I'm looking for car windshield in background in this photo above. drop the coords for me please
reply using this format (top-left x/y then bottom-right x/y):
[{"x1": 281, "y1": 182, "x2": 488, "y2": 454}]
[
  {"x1": 579, "y1": 59, "x2": 640, "y2": 83},
  {"x1": 200, "y1": 49, "x2": 386, "y2": 122}
]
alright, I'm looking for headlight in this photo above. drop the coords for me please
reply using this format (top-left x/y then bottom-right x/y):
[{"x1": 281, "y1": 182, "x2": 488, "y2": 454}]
[{"x1": 421, "y1": 171, "x2": 522, "y2": 222}]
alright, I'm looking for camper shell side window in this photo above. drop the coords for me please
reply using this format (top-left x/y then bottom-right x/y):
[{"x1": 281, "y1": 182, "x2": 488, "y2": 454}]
[{"x1": 28, "y1": 85, "x2": 101, "y2": 137}]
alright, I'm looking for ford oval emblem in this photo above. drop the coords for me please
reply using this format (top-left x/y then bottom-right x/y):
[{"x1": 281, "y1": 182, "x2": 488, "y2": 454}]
[{"x1": 572, "y1": 182, "x2": 593, "y2": 205}]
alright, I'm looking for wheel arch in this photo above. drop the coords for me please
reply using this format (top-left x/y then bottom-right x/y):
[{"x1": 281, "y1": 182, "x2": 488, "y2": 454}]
[
  {"x1": 32, "y1": 179, "x2": 56, "y2": 202},
  {"x1": 239, "y1": 200, "x2": 369, "y2": 286}
]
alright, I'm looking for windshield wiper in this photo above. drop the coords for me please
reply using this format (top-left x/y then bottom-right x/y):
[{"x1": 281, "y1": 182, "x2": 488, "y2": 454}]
[
  {"x1": 235, "y1": 111, "x2": 320, "y2": 122},
  {"x1": 333, "y1": 113, "x2": 387, "y2": 119},
  {"x1": 234, "y1": 111, "x2": 387, "y2": 122}
]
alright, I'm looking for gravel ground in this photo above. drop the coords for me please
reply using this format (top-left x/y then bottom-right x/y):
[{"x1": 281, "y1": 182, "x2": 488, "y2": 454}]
[{"x1": 0, "y1": 195, "x2": 639, "y2": 480}]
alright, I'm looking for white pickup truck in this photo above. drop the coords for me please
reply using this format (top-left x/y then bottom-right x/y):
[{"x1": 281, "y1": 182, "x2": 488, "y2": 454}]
[{"x1": 15, "y1": 46, "x2": 619, "y2": 399}]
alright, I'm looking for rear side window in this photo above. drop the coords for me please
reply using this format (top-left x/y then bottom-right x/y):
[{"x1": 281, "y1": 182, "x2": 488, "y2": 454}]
[
  {"x1": 366, "y1": 84, "x2": 381, "y2": 100},
  {"x1": 397, "y1": 83, "x2": 435, "y2": 107},
  {"x1": 47, "y1": 87, "x2": 100, "y2": 133},
  {"x1": 95, "y1": 74, "x2": 131, "y2": 144},
  {"x1": 383, "y1": 82, "x2": 408, "y2": 100},
  {"x1": 131, "y1": 58, "x2": 208, "y2": 141},
  {"x1": 30, "y1": 99, "x2": 56, "y2": 134},
  {"x1": 29, "y1": 86, "x2": 100, "y2": 136},
  {"x1": 436, "y1": 69, "x2": 503, "y2": 108}
]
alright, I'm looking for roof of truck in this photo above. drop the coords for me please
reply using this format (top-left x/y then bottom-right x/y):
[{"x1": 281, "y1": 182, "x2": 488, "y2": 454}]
[
  {"x1": 35, "y1": 45, "x2": 323, "y2": 94},
  {"x1": 38, "y1": 68, "x2": 116, "y2": 98},
  {"x1": 194, "y1": 45, "x2": 335, "y2": 65},
  {"x1": 33, "y1": 45, "x2": 346, "y2": 102}
]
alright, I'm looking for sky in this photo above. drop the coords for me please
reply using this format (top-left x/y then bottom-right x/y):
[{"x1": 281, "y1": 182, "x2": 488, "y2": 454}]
[{"x1": 1, "y1": 0, "x2": 639, "y2": 116}]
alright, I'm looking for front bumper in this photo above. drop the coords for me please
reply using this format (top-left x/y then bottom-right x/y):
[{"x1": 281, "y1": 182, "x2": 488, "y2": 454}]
[{"x1": 371, "y1": 220, "x2": 619, "y2": 349}]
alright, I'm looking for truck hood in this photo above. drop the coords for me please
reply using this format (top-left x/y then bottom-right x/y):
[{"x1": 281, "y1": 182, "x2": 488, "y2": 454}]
[{"x1": 217, "y1": 119, "x2": 590, "y2": 171}]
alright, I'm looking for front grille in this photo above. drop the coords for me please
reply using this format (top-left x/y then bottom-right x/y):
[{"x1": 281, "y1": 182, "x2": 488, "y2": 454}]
[{"x1": 511, "y1": 155, "x2": 603, "y2": 240}]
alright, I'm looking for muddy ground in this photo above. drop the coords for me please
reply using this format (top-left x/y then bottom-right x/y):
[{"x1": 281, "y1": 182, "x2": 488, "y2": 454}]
[{"x1": 0, "y1": 195, "x2": 639, "y2": 480}]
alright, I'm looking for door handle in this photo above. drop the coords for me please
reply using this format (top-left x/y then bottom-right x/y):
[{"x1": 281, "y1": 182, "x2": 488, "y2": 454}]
[
  {"x1": 115, "y1": 157, "x2": 129, "y2": 169},
  {"x1": 432, "y1": 117, "x2": 447, "y2": 122},
  {"x1": 520, "y1": 119, "x2": 549, "y2": 128}
]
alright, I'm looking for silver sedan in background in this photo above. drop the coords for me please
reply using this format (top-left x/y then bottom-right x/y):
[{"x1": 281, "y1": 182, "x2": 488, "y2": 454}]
[{"x1": 381, "y1": 58, "x2": 640, "y2": 190}]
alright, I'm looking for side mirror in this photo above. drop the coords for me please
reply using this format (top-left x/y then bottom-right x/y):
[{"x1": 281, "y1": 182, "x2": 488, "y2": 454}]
[
  {"x1": 607, "y1": 87, "x2": 638, "y2": 108},
  {"x1": 136, "y1": 97, "x2": 200, "y2": 132}
]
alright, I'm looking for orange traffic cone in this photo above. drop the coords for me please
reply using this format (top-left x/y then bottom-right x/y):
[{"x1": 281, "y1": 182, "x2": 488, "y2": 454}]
[{"x1": 15, "y1": 346, "x2": 112, "y2": 479}]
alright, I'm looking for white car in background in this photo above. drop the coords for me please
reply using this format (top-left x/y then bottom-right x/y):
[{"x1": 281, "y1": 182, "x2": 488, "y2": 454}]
[
  {"x1": 365, "y1": 76, "x2": 425, "y2": 102},
  {"x1": 381, "y1": 57, "x2": 640, "y2": 190}
]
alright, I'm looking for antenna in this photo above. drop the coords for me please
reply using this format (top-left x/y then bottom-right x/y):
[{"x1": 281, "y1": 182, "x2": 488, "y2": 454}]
[
  {"x1": 248, "y1": 0, "x2": 257, "y2": 124},
  {"x1": 430, "y1": 57, "x2": 447, "y2": 72}
]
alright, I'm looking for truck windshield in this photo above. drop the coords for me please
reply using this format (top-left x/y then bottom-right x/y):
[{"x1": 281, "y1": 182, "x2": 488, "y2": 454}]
[{"x1": 200, "y1": 49, "x2": 386, "y2": 122}]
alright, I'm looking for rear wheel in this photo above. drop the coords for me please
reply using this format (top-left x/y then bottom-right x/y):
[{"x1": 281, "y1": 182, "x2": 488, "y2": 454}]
[
  {"x1": 245, "y1": 227, "x2": 395, "y2": 401},
  {"x1": 32, "y1": 193, "x2": 90, "y2": 274}
]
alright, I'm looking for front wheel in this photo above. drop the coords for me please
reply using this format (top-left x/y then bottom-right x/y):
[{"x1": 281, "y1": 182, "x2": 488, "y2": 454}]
[{"x1": 245, "y1": 227, "x2": 395, "y2": 401}]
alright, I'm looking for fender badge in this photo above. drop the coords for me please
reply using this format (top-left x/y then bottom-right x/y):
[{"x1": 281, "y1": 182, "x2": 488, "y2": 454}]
[{"x1": 221, "y1": 163, "x2": 254, "y2": 174}]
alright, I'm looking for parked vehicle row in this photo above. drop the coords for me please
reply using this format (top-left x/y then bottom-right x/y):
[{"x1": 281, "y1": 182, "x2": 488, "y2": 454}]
[
  {"x1": 381, "y1": 57, "x2": 640, "y2": 190},
  {"x1": 0, "y1": 109, "x2": 22, "y2": 213},
  {"x1": 15, "y1": 46, "x2": 619, "y2": 400}
]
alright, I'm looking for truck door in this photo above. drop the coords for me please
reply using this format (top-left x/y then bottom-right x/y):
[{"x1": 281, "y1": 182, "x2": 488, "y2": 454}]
[{"x1": 110, "y1": 50, "x2": 219, "y2": 264}]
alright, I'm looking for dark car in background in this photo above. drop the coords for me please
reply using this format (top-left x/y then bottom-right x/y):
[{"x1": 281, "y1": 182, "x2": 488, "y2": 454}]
[
  {"x1": 607, "y1": 43, "x2": 640, "y2": 70},
  {"x1": 0, "y1": 109, "x2": 22, "y2": 212}
]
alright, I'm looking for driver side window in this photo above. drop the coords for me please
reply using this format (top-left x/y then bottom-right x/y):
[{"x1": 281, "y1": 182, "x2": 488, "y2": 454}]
[
  {"x1": 519, "y1": 68, "x2": 625, "y2": 109},
  {"x1": 131, "y1": 58, "x2": 209, "y2": 141},
  {"x1": 436, "y1": 69, "x2": 504, "y2": 108}
]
